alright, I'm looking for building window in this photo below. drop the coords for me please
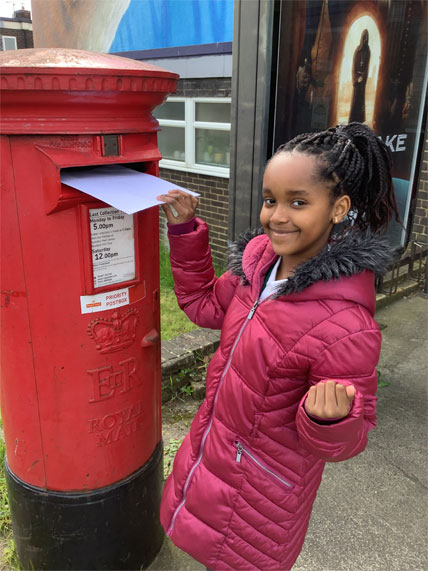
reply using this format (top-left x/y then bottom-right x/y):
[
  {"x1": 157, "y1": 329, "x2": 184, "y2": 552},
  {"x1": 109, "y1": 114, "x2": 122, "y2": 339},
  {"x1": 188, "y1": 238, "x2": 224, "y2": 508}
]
[
  {"x1": 1, "y1": 36, "x2": 17, "y2": 50},
  {"x1": 154, "y1": 98, "x2": 231, "y2": 178}
]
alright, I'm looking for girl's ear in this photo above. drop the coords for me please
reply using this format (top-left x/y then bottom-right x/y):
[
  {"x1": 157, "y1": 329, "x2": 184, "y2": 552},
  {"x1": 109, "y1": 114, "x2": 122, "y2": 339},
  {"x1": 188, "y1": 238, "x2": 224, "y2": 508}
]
[{"x1": 332, "y1": 194, "x2": 351, "y2": 225}]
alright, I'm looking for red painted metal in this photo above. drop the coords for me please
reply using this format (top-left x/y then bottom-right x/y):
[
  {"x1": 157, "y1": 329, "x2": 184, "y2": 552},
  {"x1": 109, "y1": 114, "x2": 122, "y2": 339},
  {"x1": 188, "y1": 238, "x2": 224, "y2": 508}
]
[
  {"x1": 0, "y1": 49, "x2": 178, "y2": 491},
  {"x1": 0, "y1": 48, "x2": 178, "y2": 134}
]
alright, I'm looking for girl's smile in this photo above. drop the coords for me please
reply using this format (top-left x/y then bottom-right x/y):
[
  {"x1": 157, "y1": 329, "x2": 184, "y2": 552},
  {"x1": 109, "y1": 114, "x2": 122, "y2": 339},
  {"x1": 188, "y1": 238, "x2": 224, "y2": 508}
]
[
  {"x1": 269, "y1": 228, "x2": 299, "y2": 235},
  {"x1": 260, "y1": 152, "x2": 350, "y2": 278}
]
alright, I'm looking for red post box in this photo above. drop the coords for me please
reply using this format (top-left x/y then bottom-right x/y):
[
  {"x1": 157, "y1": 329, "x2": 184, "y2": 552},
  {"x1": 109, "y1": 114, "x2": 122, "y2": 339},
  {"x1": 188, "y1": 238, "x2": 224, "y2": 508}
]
[{"x1": 0, "y1": 48, "x2": 177, "y2": 570}]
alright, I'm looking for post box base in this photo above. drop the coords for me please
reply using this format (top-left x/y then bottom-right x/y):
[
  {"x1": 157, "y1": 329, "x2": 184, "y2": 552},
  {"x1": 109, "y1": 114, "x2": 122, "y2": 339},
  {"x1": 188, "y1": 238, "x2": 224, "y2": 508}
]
[{"x1": 5, "y1": 442, "x2": 164, "y2": 570}]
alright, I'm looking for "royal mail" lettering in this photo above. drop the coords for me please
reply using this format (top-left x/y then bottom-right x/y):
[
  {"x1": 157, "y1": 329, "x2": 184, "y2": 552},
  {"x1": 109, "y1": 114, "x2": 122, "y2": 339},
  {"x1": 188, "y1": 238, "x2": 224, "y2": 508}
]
[{"x1": 88, "y1": 400, "x2": 144, "y2": 447}]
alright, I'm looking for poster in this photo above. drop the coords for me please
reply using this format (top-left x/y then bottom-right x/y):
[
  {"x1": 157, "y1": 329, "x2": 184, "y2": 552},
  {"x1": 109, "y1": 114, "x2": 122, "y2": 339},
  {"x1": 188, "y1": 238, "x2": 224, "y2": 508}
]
[{"x1": 273, "y1": 0, "x2": 427, "y2": 248}]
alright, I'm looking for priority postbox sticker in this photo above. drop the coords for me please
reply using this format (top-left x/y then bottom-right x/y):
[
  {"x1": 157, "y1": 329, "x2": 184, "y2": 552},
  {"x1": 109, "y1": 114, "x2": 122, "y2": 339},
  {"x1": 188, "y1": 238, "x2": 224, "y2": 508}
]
[
  {"x1": 80, "y1": 287, "x2": 130, "y2": 314},
  {"x1": 89, "y1": 207, "x2": 136, "y2": 289}
]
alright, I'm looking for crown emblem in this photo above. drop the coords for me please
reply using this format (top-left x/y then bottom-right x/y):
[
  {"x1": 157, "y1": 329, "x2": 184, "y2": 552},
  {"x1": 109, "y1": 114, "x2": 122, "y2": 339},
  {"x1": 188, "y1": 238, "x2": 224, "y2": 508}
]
[{"x1": 88, "y1": 308, "x2": 138, "y2": 354}]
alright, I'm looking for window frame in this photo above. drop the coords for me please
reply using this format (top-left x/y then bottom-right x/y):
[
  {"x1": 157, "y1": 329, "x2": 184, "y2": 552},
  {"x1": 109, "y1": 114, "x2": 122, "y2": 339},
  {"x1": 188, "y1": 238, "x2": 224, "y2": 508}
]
[
  {"x1": 1, "y1": 35, "x2": 18, "y2": 51},
  {"x1": 157, "y1": 97, "x2": 231, "y2": 178}
]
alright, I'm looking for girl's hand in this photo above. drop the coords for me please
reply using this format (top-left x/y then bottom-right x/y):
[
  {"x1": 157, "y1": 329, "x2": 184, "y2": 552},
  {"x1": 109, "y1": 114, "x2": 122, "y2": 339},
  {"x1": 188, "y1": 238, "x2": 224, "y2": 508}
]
[
  {"x1": 305, "y1": 380, "x2": 356, "y2": 420},
  {"x1": 157, "y1": 190, "x2": 198, "y2": 225}
]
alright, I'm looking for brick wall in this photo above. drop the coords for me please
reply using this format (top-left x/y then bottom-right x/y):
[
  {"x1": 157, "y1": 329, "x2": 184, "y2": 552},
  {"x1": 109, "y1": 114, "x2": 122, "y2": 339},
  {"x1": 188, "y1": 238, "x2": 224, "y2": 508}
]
[
  {"x1": 410, "y1": 136, "x2": 428, "y2": 246},
  {"x1": 0, "y1": 18, "x2": 34, "y2": 51},
  {"x1": 159, "y1": 168, "x2": 229, "y2": 265},
  {"x1": 0, "y1": 27, "x2": 33, "y2": 50}
]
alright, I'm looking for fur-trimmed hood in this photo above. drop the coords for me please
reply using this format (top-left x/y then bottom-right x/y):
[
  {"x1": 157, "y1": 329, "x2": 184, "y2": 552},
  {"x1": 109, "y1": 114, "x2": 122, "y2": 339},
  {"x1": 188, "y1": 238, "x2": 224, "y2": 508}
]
[{"x1": 228, "y1": 228, "x2": 396, "y2": 298}]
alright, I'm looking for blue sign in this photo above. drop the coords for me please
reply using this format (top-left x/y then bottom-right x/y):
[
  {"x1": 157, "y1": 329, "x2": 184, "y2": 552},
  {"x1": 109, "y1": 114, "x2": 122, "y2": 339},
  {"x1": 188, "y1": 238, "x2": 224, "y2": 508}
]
[{"x1": 110, "y1": 0, "x2": 234, "y2": 52}]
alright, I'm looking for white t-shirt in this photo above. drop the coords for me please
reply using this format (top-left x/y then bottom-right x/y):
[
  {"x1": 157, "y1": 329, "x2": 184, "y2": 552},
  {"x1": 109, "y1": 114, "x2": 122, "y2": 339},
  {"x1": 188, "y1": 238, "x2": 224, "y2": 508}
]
[{"x1": 258, "y1": 257, "x2": 288, "y2": 302}]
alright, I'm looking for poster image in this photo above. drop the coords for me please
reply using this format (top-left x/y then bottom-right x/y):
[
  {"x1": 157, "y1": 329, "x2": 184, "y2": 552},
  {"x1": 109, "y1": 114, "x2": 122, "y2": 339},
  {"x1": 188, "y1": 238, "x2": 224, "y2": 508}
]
[{"x1": 274, "y1": 0, "x2": 427, "y2": 248}]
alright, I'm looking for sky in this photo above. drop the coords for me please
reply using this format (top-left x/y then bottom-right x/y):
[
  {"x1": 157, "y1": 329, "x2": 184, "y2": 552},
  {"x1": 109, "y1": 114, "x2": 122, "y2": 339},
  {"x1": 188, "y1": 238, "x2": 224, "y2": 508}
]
[{"x1": 0, "y1": 0, "x2": 31, "y2": 18}]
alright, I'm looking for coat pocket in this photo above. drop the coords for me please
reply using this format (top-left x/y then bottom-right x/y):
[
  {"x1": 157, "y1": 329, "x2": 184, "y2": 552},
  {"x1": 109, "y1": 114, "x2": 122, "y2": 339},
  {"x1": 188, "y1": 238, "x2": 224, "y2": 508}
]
[{"x1": 235, "y1": 440, "x2": 294, "y2": 490}]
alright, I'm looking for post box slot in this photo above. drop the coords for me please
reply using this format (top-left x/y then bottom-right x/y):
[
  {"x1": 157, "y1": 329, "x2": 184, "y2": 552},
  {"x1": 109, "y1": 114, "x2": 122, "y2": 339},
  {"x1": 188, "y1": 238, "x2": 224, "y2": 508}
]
[{"x1": 61, "y1": 162, "x2": 152, "y2": 177}]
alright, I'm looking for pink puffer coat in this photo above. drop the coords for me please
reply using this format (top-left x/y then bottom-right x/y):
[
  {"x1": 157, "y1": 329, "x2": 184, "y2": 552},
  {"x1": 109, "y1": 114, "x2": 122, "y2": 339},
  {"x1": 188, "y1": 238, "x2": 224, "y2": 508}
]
[{"x1": 160, "y1": 219, "x2": 392, "y2": 570}]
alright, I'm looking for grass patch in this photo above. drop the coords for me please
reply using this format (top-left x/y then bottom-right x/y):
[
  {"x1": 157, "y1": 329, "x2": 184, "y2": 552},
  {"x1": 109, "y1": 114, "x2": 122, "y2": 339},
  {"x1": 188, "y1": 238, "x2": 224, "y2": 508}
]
[
  {"x1": 163, "y1": 438, "x2": 183, "y2": 479},
  {"x1": 160, "y1": 288, "x2": 198, "y2": 340},
  {"x1": 160, "y1": 239, "x2": 196, "y2": 340},
  {"x1": 0, "y1": 427, "x2": 11, "y2": 537},
  {"x1": 159, "y1": 239, "x2": 226, "y2": 341},
  {"x1": 0, "y1": 423, "x2": 19, "y2": 569},
  {"x1": 159, "y1": 240, "x2": 175, "y2": 290},
  {"x1": 377, "y1": 369, "x2": 390, "y2": 389}
]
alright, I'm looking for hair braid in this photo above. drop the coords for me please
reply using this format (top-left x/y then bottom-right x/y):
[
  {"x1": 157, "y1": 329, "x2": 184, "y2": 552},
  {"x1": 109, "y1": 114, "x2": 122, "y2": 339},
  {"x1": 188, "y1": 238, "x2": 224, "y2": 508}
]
[{"x1": 275, "y1": 123, "x2": 400, "y2": 233}]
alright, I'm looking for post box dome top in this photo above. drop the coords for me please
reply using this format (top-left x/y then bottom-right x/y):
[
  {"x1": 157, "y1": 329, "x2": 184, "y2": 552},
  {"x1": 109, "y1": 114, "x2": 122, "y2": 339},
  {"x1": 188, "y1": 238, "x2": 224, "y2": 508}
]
[
  {"x1": 0, "y1": 47, "x2": 177, "y2": 73},
  {"x1": 0, "y1": 48, "x2": 179, "y2": 134},
  {"x1": 0, "y1": 47, "x2": 178, "y2": 84}
]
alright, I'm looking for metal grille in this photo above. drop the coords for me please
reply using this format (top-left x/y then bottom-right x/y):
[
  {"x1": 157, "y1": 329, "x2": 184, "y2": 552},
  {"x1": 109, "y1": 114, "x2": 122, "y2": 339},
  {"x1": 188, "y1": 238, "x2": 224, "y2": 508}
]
[{"x1": 375, "y1": 241, "x2": 427, "y2": 295}]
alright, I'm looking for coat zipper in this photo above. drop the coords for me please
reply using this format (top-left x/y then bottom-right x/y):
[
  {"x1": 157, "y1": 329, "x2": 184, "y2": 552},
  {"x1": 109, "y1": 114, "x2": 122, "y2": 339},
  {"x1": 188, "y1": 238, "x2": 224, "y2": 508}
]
[
  {"x1": 167, "y1": 300, "x2": 259, "y2": 535},
  {"x1": 235, "y1": 441, "x2": 294, "y2": 489}
]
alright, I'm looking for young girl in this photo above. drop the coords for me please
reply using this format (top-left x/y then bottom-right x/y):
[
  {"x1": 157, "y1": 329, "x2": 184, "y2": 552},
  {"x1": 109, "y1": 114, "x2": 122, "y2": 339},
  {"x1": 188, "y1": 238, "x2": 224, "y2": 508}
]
[{"x1": 157, "y1": 123, "x2": 399, "y2": 570}]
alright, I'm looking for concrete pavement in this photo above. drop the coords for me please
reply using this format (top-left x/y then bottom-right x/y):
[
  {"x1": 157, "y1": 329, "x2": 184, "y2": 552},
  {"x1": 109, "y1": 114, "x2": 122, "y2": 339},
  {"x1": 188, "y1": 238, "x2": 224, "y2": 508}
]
[{"x1": 151, "y1": 292, "x2": 428, "y2": 570}]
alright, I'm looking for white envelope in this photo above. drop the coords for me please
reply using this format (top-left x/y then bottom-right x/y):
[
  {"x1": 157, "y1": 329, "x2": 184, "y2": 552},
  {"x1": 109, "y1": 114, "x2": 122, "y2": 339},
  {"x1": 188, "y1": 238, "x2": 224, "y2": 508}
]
[{"x1": 61, "y1": 164, "x2": 199, "y2": 214}]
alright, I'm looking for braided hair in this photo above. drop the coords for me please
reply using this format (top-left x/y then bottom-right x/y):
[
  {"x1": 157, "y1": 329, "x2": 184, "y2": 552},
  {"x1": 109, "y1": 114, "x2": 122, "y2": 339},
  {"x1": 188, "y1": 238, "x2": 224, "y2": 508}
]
[{"x1": 275, "y1": 123, "x2": 400, "y2": 233}]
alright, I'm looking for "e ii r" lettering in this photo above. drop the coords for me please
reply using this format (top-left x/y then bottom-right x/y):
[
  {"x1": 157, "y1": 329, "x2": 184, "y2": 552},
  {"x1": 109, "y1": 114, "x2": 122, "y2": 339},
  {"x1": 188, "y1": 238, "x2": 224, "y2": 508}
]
[{"x1": 87, "y1": 357, "x2": 140, "y2": 402}]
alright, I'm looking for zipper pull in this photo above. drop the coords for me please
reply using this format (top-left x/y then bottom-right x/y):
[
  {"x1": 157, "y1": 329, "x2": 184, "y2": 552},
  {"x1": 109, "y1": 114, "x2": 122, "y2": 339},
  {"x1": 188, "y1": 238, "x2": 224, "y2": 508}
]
[
  {"x1": 247, "y1": 301, "x2": 258, "y2": 319},
  {"x1": 236, "y1": 442, "x2": 243, "y2": 463}
]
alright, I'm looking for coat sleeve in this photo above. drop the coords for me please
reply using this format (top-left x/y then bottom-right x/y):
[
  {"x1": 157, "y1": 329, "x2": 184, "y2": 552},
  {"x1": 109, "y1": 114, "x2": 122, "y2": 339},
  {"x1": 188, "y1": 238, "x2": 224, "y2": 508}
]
[
  {"x1": 168, "y1": 218, "x2": 240, "y2": 329},
  {"x1": 295, "y1": 327, "x2": 380, "y2": 462}
]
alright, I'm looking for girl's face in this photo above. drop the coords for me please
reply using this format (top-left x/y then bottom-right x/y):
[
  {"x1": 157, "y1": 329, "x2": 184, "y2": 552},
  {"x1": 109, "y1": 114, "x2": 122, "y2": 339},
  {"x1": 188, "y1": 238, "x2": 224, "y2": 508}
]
[{"x1": 260, "y1": 152, "x2": 350, "y2": 275}]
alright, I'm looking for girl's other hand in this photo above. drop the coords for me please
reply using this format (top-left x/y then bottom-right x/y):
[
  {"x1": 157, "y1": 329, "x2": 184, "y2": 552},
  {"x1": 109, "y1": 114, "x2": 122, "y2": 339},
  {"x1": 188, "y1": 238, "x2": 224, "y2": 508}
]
[
  {"x1": 305, "y1": 380, "x2": 356, "y2": 420},
  {"x1": 157, "y1": 190, "x2": 198, "y2": 224}
]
